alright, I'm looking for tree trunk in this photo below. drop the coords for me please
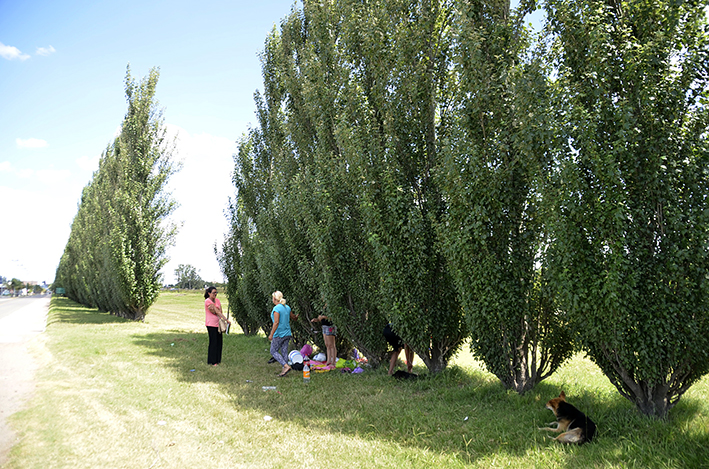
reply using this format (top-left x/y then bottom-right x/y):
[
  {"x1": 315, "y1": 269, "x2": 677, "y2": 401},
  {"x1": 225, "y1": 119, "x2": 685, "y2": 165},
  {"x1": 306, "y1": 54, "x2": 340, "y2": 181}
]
[
  {"x1": 603, "y1": 347, "x2": 688, "y2": 419},
  {"x1": 632, "y1": 385, "x2": 672, "y2": 419},
  {"x1": 419, "y1": 342, "x2": 452, "y2": 374},
  {"x1": 497, "y1": 350, "x2": 536, "y2": 395}
]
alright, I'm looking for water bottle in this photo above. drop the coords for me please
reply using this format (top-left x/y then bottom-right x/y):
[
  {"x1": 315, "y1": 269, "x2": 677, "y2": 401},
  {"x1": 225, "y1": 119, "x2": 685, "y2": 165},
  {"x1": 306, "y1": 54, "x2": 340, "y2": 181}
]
[{"x1": 303, "y1": 361, "x2": 310, "y2": 384}]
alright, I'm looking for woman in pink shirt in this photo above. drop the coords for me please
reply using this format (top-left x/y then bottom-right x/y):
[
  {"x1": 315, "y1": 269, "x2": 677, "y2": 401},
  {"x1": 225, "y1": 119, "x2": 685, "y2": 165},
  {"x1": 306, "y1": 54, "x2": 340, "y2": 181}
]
[{"x1": 205, "y1": 286, "x2": 230, "y2": 366}]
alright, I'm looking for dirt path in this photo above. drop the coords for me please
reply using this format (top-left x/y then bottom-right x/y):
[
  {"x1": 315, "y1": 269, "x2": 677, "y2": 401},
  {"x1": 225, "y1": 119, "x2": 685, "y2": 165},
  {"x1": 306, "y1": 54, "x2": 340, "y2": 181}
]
[{"x1": 0, "y1": 297, "x2": 50, "y2": 467}]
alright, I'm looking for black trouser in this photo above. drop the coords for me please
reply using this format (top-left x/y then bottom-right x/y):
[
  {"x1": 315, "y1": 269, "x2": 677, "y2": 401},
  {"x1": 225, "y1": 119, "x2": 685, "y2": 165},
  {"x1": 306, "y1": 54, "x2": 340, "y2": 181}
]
[{"x1": 207, "y1": 326, "x2": 223, "y2": 365}]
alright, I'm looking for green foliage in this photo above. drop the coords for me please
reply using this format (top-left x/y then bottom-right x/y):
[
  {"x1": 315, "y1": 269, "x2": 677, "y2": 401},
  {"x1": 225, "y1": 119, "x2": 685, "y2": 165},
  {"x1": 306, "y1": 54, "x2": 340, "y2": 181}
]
[
  {"x1": 336, "y1": 0, "x2": 468, "y2": 374},
  {"x1": 220, "y1": 3, "x2": 383, "y2": 361},
  {"x1": 173, "y1": 263, "x2": 203, "y2": 290},
  {"x1": 55, "y1": 66, "x2": 178, "y2": 321},
  {"x1": 436, "y1": 0, "x2": 574, "y2": 393},
  {"x1": 218, "y1": 198, "x2": 266, "y2": 336},
  {"x1": 221, "y1": 0, "x2": 472, "y2": 373},
  {"x1": 277, "y1": 1, "x2": 391, "y2": 365},
  {"x1": 545, "y1": 0, "x2": 709, "y2": 418},
  {"x1": 218, "y1": 0, "x2": 709, "y2": 414},
  {"x1": 9, "y1": 277, "x2": 23, "y2": 291}
]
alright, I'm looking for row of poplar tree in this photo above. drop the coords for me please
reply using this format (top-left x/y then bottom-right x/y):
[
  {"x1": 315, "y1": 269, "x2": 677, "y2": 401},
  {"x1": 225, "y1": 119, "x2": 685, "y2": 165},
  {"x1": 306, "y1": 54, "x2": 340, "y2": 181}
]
[
  {"x1": 219, "y1": 0, "x2": 709, "y2": 419},
  {"x1": 55, "y1": 67, "x2": 178, "y2": 322}
]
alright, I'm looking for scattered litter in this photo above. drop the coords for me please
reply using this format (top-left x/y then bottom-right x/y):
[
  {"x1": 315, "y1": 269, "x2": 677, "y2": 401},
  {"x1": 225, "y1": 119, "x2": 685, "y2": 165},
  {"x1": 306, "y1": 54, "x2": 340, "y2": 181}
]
[
  {"x1": 171, "y1": 343, "x2": 174, "y2": 346},
  {"x1": 262, "y1": 386, "x2": 277, "y2": 391},
  {"x1": 300, "y1": 344, "x2": 313, "y2": 358},
  {"x1": 464, "y1": 416, "x2": 469, "y2": 422},
  {"x1": 288, "y1": 350, "x2": 303, "y2": 364},
  {"x1": 336, "y1": 358, "x2": 356, "y2": 369},
  {"x1": 157, "y1": 420, "x2": 167, "y2": 426},
  {"x1": 189, "y1": 369, "x2": 196, "y2": 372},
  {"x1": 246, "y1": 380, "x2": 253, "y2": 383},
  {"x1": 264, "y1": 416, "x2": 272, "y2": 421}
]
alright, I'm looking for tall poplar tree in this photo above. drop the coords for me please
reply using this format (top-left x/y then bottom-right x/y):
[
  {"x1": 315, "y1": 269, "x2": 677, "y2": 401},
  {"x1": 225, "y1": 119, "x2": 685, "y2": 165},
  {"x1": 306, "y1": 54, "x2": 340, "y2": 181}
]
[
  {"x1": 222, "y1": 0, "x2": 469, "y2": 371},
  {"x1": 56, "y1": 66, "x2": 178, "y2": 320},
  {"x1": 546, "y1": 0, "x2": 709, "y2": 417},
  {"x1": 437, "y1": 0, "x2": 574, "y2": 393},
  {"x1": 332, "y1": 0, "x2": 468, "y2": 373}
]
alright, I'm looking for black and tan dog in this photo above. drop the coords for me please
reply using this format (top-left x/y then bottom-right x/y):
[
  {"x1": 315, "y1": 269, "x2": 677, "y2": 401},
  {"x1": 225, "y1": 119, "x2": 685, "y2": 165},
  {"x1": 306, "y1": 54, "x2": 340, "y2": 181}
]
[{"x1": 539, "y1": 391, "x2": 596, "y2": 444}]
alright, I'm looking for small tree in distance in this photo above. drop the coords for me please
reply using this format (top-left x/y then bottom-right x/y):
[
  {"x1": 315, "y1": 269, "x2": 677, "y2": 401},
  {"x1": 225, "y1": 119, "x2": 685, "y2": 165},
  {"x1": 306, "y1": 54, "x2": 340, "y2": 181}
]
[
  {"x1": 174, "y1": 264, "x2": 203, "y2": 290},
  {"x1": 10, "y1": 278, "x2": 23, "y2": 293}
]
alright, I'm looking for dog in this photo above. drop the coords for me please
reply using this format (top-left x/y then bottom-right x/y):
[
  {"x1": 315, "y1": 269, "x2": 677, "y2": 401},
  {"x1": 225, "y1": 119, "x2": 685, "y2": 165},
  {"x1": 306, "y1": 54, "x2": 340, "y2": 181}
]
[
  {"x1": 392, "y1": 370, "x2": 418, "y2": 380},
  {"x1": 539, "y1": 391, "x2": 596, "y2": 444}
]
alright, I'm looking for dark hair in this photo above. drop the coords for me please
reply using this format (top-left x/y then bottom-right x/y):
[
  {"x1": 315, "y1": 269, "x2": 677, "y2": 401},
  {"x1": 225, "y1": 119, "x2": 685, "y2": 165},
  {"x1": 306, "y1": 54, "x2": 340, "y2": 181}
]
[{"x1": 204, "y1": 286, "x2": 216, "y2": 299}]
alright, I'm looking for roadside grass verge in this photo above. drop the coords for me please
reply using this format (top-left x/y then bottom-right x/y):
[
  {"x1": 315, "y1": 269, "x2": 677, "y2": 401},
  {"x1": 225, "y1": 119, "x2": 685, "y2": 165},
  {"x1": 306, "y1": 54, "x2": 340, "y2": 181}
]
[{"x1": 7, "y1": 291, "x2": 709, "y2": 468}]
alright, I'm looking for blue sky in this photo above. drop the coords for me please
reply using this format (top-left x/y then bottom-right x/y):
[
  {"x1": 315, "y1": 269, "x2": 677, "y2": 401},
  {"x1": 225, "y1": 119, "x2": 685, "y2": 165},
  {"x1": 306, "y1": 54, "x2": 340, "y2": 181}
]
[
  {"x1": 1, "y1": 0, "x2": 540, "y2": 286},
  {"x1": 1, "y1": 0, "x2": 300, "y2": 284}
]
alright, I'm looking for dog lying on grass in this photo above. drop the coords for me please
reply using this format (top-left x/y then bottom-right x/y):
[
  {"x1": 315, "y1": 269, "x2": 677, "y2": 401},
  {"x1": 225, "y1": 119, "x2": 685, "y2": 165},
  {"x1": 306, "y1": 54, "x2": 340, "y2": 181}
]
[
  {"x1": 539, "y1": 391, "x2": 596, "y2": 444},
  {"x1": 392, "y1": 370, "x2": 418, "y2": 380}
]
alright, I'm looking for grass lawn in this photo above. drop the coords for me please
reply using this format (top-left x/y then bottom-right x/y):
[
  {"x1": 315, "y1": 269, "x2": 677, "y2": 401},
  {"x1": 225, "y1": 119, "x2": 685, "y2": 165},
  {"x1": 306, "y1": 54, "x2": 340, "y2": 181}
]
[{"x1": 7, "y1": 291, "x2": 709, "y2": 468}]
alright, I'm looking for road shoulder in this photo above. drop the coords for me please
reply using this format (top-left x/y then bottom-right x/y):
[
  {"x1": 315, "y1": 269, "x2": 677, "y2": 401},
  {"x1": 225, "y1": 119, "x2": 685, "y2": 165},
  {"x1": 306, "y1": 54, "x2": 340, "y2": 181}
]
[{"x1": 0, "y1": 297, "x2": 50, "y2": 467}]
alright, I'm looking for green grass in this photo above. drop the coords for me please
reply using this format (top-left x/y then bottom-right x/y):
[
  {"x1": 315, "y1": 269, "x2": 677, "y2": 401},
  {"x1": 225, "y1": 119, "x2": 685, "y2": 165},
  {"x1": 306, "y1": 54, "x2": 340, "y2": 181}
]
[{"x1": 7, "y1": 291, "x2": 709, "y2": 468}]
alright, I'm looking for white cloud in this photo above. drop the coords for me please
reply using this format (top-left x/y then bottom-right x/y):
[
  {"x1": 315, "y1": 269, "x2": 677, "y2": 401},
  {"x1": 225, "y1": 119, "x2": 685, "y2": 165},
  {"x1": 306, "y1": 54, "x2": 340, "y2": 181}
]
[
  {"x1": 76, "y1": 155, "x2": 100, "y2": 172},
  {"x1": 2, "y1": 165, "x2": 70, "y2": 186},
  {"x1": 0, "y1": 42, "x2": 30, "y2": 61},
  {"x1": 36, "y1": 45, "x2": 56, "y2": 56},
  {"x1": 161, "y1": 124, "x2": 236, "y2": 285},
  {"x1": 16, "y1": 168, "x2": 35, "y2": 179},
  {"x1": 36, "y1": 168, "x2": 72, "y2": 184},
  {"x1": 16, "y1": 138, "x2": 48, "y2": 149},
  {"x1": 0, "y1": 185, "x2": 77, "y2": 283}
]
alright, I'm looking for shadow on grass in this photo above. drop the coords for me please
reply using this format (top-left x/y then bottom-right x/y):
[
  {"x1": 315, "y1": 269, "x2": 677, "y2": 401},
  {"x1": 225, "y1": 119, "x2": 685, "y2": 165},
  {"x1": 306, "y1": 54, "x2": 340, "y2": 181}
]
[
  {"x1": 131, "y1": 329, "x2": 709, "y2": 467},
  {"x1": 48, "y1": 297, "x2": 133, "y2": 325}
]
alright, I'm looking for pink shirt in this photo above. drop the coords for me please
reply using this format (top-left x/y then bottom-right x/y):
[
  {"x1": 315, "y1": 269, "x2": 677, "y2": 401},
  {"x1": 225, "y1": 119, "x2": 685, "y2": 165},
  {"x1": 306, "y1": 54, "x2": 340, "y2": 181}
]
[{"x1": 205, "y1": 298, "x2": 221, "y2": 327}]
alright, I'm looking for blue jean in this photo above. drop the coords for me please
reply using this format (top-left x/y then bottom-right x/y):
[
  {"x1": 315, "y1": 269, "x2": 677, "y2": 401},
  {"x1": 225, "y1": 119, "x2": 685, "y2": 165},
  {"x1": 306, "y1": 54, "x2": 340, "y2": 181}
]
[{"x1": 270, "y1": 335, "x2": 291, "y2": 366}]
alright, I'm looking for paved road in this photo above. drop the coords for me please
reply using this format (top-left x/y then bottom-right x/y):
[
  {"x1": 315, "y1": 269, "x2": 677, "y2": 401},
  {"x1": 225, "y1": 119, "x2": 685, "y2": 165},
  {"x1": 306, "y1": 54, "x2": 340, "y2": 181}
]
[
  {"x1": 0, "y1": 295, "x2": 50, "y2": 467},
  {"x1": 0, "y1": 295, "x2": 49, "y2": 322}
]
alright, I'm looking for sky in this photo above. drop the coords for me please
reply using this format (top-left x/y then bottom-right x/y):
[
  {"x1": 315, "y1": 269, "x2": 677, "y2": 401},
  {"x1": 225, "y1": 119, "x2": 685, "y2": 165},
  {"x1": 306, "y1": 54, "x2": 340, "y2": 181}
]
[
  {"x1": 1, "y1": 0, "x2": 540, "y2": 287},
  {"x1": 0, "y1": 0, "x2": 301, "y2": 285}
]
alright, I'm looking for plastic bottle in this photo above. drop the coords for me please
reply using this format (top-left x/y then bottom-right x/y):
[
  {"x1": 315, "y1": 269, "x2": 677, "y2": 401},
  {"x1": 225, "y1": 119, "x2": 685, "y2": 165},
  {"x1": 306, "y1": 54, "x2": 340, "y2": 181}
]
[{"x1": 303, "y1": 361, "x2": 310, "y2": 384}]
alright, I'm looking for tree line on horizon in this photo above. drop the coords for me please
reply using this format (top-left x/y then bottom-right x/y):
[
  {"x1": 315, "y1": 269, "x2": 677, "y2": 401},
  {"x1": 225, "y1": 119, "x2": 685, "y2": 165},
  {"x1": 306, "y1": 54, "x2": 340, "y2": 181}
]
[
  {"x1": 0, "y1": 276, "x2": 46, "y2": 294},
  {"x1": 219, "y1": 0, "x2": 709, "y2": 419}
]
